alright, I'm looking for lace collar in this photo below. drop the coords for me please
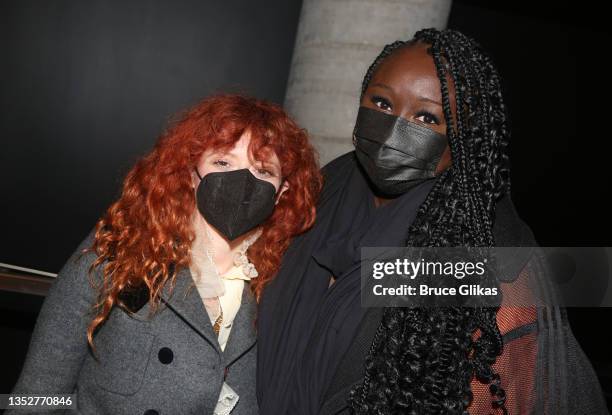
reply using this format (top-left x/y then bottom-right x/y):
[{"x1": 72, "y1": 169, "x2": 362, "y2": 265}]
[{"x1": 190, "y1": 225, "x2": 261, "y2": 299}]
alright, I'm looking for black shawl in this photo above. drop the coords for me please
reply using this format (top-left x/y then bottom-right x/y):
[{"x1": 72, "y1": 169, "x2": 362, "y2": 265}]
[
  {"x1": 257, "y1": 151, "x2": 434, "y2": 414},
  {"x1": 257, "y1": 152, "x2": 609, "y2": 415}
]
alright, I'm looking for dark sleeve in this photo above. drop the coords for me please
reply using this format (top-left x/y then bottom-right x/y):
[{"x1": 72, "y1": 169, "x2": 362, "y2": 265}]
[{"x1": 8, "y1": 230, "x2": 100, "y2": 397}]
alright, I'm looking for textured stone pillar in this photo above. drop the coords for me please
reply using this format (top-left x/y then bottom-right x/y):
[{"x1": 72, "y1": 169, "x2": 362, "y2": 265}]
[{"x1": 284, "y1": 0, "x2": 452, "y2": 166}]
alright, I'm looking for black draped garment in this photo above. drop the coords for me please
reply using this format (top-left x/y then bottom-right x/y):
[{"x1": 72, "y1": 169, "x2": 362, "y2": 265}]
[{"x1": 257, "y1": 152, "x2": 609, "y2": 415}]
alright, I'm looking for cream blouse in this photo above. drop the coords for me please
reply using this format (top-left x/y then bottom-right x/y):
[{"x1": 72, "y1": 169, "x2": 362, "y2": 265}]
[
  {"x1": 197, "y1": 267, "x2": 249, "y2": 415},
  {"x1": 204, "y1": 266, "x2": 247, "y2": 351},
  {"x1": 189, "y1": 231, "x2": 258, "y2": 415}
]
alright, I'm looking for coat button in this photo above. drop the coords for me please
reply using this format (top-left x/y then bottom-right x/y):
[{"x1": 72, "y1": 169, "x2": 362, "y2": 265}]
[
  {"x1": 143, "y1": 410, "x2": 159, "y2": 415},
  {"x1": 158, "y1": 347, "x2": 173, "y2": 364}
]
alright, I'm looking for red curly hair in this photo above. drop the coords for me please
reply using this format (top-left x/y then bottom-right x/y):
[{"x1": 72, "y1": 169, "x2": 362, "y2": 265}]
[{"x1": 86, "y1": 94, "x2": 322, "y2": 346}]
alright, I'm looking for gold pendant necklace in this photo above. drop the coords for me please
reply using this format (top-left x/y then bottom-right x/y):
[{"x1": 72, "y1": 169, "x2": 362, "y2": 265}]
[
  {"x1": 204, "y1": 223, "x2": 223, "y2": 336},
  {"x1": 213, "y1": 306, "x2": 223, "y2": 335}
]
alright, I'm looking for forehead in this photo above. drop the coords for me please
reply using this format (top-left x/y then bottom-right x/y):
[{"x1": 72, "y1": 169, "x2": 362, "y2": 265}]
[{"x1": 369, "y1": 43, "x2": 443, "y2": 97}]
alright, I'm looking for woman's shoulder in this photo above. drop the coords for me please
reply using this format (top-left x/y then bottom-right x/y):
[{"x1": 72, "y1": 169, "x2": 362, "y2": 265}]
[
  {"x1": 319, "y1": 151, "x2": 358, "y2": 204},
  {"x1": 321, "y1": 151, "x2": 357, "y2": 177},
  {"x1": 45, "y1": 228, "x2": 103, "y2": 304}
]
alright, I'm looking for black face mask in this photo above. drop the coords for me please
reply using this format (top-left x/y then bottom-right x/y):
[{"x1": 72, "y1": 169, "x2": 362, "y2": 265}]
[
  {"x1": 195, "y1": 168, "x2": 277, "y2": 241},
  {"x1": 353, "y1": 106, "x2": 448, "y2": 196}
]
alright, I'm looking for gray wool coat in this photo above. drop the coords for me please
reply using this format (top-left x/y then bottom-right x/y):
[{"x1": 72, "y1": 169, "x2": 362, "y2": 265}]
[{"x1": 8, "y1": 231, "x2": 258, "y2": 415}]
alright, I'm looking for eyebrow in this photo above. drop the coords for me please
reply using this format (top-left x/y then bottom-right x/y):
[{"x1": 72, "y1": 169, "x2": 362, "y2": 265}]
[
  {"x1": 369, "y1": 82, "x2": 394, "y2": 93},
  {"x1": 211, "y1": 150, "x2": 236, "y2": 158},
  {"x1": 369, "y1": 82, "x2": 443, "y2": 107},
  {"x1": 254, "y1": 160, "x2": 280, "y2": 172},
  {"x1": 418, "y1": 96, "x2": 443, "y2": 106}
]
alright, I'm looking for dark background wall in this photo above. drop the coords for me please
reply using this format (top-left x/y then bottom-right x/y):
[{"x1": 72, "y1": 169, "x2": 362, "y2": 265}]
[
  {"x1": 1, "y1": 0, "x2": 611, "y2": 406},
  {"x1": 0, "y1": 0, "x2": 303, "y2": 273},
  {"x1": 447, "y1": 0, "x2": 612, "y2": 404},
  {"x1": 0, "y1": 0, "x2": 304, "y2": 396}
]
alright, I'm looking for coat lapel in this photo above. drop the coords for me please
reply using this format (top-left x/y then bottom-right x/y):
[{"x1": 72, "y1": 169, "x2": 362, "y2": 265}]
[
  {"x1": 223, "y1": 282, "x2": 257, "y2": 366},
  {"x1": 159, "y1": 266, "x2": 256, "y2": 363},
  {"x1": 160, "y1": 266, "x2": 222, "y2": 354}
]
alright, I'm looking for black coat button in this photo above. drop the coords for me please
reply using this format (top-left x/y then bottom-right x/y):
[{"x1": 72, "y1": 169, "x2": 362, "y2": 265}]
[
  {"x1": 158, "y1": 347, "x2": 173, "y2": 364},
  {"x1": 143, "y1": 410, "x2": 159, "y2": 415}
]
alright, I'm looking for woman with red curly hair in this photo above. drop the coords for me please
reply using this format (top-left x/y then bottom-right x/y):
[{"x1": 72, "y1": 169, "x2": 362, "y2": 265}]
[{"x1": 8, "y1": 94, "x2": 322, "y2": 415}]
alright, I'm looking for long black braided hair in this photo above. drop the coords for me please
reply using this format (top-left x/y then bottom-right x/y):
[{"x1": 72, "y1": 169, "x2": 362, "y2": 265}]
[{"x1": 348, "y1": 29, "x2": 511, "y2": 414}]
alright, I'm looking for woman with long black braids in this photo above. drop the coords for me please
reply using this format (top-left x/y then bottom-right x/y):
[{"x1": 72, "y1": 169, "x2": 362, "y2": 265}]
[{"x1": 256, "y1": 28, "x2": 608, "y2": 414}]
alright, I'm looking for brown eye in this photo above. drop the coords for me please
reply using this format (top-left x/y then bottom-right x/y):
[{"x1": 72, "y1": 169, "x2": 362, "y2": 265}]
[
  {"x1": 415, "y1": 111, "x2": 440, "y2": 125},
  {"x1": 371, "y1": 95, "x2": 392, "y2": 112},
  {"x1": 258, "y1": 169, "x2": 273, "y2": 177}
]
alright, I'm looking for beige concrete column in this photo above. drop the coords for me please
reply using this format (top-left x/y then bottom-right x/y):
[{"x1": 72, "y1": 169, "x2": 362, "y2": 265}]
[{"x1": 284, "y1": 0, "x2": 452, "y2": 166}]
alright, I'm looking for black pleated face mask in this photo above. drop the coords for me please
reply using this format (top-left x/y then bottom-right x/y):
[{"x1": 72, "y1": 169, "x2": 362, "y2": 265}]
[
  {"x1": 195, "y1": 168, "x2": 277, "y2": 241},
  {"x1": 354, "y1": 106, "x2": 448, "y2": 196}
]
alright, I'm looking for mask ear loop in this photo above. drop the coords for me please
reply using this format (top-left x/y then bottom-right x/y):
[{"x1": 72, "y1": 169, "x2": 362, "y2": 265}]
[{"x1": 194, "y1": 167, "x2": 204, "y2": 181}]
